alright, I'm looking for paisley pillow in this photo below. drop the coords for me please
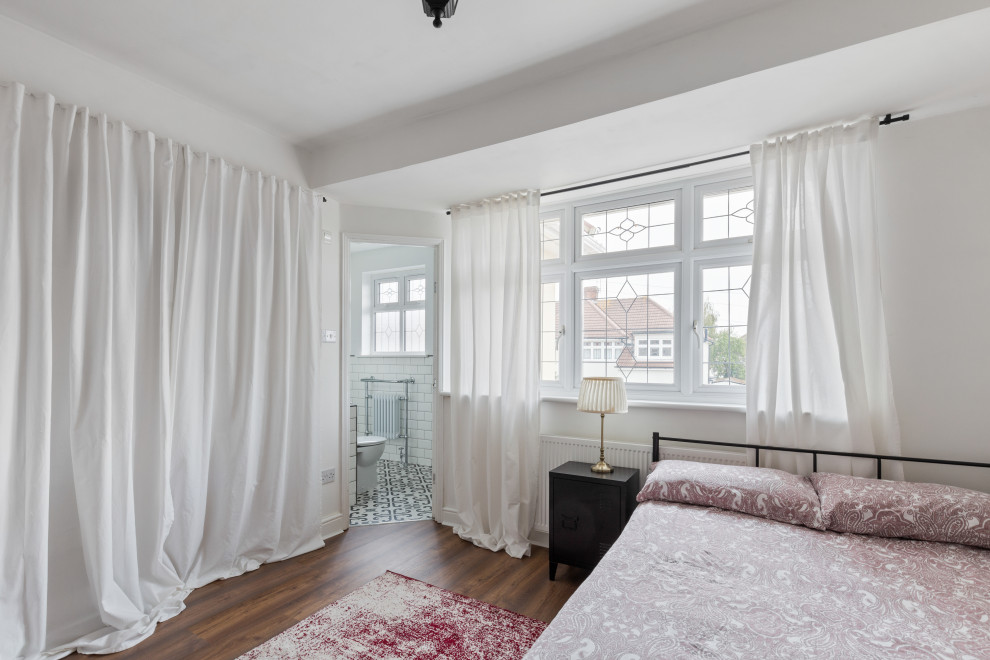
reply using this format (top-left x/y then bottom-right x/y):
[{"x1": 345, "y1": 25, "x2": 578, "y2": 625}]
[
  {"x1": 637, "y1": 460, "x2": 824, "y2": 530},
  {"x1": 810, "y1": 472, "x2": 990, "y2": 549}
]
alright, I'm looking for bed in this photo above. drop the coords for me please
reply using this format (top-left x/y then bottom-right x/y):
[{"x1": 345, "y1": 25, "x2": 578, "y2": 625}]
[{"x1": 525, "y1": 437, "x2": 990, "y2": 659}]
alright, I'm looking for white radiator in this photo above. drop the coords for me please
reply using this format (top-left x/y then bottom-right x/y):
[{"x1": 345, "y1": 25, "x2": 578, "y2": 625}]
[
  {"x1": 535, "y1": 436, "x2": 651, "y2": 533},
  {"x1": 534, "y1": 436, "x2": 750, "y2": 534},
  {"x1": 372, "y1": 393, "x2": 401, "y2": 440}
]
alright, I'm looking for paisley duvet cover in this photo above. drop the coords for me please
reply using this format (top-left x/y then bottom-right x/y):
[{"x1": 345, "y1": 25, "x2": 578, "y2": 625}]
[{"x1": 526, "y1": 500, "x2": 990, "y2": 659}]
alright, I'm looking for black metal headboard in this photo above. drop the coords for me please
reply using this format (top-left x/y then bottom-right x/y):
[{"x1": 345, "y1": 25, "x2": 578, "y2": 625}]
[{"x1": 652, "y1": 432, "x2": 990, "y2": 480}]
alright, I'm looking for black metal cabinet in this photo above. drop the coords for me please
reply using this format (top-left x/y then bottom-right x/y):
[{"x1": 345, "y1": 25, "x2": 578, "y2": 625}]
[{"x1": 548, "y1": 461, "x2": 639, "y2": 580}]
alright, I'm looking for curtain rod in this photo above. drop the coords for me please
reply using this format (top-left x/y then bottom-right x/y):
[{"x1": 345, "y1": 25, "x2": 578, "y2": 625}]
[{"x1": 444, "y1": 113, "x2": 909, "y2": 214}]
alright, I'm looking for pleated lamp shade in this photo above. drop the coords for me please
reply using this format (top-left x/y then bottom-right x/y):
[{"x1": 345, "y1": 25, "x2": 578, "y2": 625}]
[{"x1": 576, "y1": 377, "x2": 628, "y2": 414}]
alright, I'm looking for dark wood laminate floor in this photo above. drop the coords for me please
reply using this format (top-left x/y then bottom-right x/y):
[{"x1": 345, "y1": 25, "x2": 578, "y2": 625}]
[{"x1": 70, "y1": 521, "x2": 586, "y2": 659}]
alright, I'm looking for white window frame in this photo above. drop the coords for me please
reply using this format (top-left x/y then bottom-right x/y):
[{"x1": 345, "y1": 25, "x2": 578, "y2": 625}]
[
  {"x1": 695, "y1": 176, "x2": 756, "y2": 249},
  {"x1": 574, "y1": 188, "x2": 682, "y2": 263},
  {"x1": 694, "y1": 254, "x2": 752, "y2": 393},
  {"x1": 571, "y1": 261, "x2": 682, "y2": 399},
  {"x1": 540, "y1": 210, "x2": 565, "y2": 265},
  {"x1": 540, "y1": 275, "x2": 564, "y2": 384},
  {"x1": 540, "y1": 167, "x2": 753, "y2": 405},
  {"x1": 370, "y1": 268, "x2": 427, "y2": 355}
]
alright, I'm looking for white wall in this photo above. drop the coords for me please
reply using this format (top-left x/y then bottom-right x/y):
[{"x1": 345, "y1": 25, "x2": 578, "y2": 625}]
[
  {"x1": 0, "y1": 14, "x2": 305, "y2": 185},
  {"x1": 319, "y1": 200, "x2": 345, "y2": 535},
  {"x1": 875, "y1": 104, "x2": 990, "y2": 491}
]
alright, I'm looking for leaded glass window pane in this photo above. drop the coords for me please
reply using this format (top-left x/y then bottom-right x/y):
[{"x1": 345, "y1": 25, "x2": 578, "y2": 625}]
[
  {"x1": 580, "y1": 199, "x2": 675, "y2": 255},
  {"x1": 407, "y1": 277, "x2": 426, "y2": 303},
  {"x1": 541, "y1": 217, "x2": 561, "y2": 261},
  {"x1": 540, "y1": 282, "x2": 560, "y2": 381},
  {"x1": 404, "y1": 309, "x2": 426, "y2": 353},
  {"x1": 702, "y1": 186, "x2": 754, "y2": 242},
  {"x1": 580, "y1": 270, "x2": 675, "y2": 384},
  {"x1": 701, "y1": 264, "x2": 750, "y2": 386},
  {"x1": 377, "y1": 279, "x2": 399, "y2": 305},
  {"x1": 374, "y1": 311, "x2": 401, "y2": 352}
]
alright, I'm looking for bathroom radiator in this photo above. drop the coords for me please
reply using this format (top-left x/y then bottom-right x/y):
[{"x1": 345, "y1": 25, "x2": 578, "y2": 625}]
[
  {"x1": 372, "y1": 393, "x2": 402, "y2": 440},
  {"x1": 362, "y1": 377, "x2": 414, "y2": 465},
  {"x1": 534, "y1": 435, "x2": 748, "y2": 535}
]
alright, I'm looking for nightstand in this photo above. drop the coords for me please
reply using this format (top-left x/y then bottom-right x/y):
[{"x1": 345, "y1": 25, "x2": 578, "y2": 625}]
[{"x1": 549, "y1": 461, "x2": 640, "y2": 580}]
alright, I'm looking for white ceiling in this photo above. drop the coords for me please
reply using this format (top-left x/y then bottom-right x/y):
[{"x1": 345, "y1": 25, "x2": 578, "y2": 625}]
[
  {"x1": 324, "y1": 6, "x2": 990, "y2": 210},
  {"x1": 2, "y1": 0, "x2": 990, "y2": 210},
  {"x1": 0, "y1": 0, "x2": 783, "y2": 144}
]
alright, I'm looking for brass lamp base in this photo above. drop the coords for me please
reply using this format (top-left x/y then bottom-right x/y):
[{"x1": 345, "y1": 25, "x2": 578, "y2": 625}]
[
  {"x1": 590, "y1": 459, "x2": 614, "y2": 473},
  {"x1": 590, "y1": 412, "x2": 614, "y2": 473}
]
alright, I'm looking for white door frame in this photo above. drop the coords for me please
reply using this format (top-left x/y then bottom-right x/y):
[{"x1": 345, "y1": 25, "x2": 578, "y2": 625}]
[{"x1": 339, "y1": 233, "x2": 445, "y2": 526}]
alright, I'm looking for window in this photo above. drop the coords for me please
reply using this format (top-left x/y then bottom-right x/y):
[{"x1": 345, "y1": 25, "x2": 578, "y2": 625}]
[
  {"x1": 580, "y1": 197, "x2": 677, "y2": 255},
  {"x1": 580, "y1": 270, "x2": 675, "y2": 385},
  {"x1": 540, "y1": 213, "x2": 562, "y2": 262},
  {"x1": 540, "y1": 170, "x2": 753, "y2": 401},
  {"x1": 372, "y1": 271, "x2": 427, "y2": 353},
  {"x1": 540, "y1": 281, "x2": 561, "y2": 381},
  {"x1": 699, "y1": 184, "x2": 755, "y2": 244},
  {"x1": 699, "y1": 262, "x2": 749, "y2": 387}
]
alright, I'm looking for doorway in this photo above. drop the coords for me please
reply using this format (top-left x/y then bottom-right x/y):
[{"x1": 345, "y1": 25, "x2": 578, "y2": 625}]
[{"x1": 342, "y1": 237, "x2": 439, "y2": 526}]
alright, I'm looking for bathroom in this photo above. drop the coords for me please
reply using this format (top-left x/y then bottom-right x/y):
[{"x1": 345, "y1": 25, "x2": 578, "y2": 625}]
[{"x1": 346, "y1": 241, "x2": 437, "y2": 526}]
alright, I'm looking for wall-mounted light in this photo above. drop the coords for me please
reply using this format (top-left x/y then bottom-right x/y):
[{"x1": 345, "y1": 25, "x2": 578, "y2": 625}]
[{"x1": 422, "y1": 0, "x2": 458, "y2": 28}]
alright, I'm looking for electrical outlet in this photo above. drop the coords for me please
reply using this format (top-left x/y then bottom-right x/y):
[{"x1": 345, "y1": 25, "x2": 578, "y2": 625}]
[{"x1": 321, "y1": 468, "x2": 336, "y2": 484}]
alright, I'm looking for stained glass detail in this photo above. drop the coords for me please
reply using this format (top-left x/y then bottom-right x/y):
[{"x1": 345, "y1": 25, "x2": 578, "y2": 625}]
[
  {"x1": 378, "y1": 280, "x2": 399, "y2": 305},
  {"x1": 580, "y1": 270, "x2": 675, "y2": 384},
  {"x1": 374, "y1": 311, "x2": 401, "y2": 352},
  {"x1": 407, "y1": 277, "x2": 426, "y2": 303},
  {"x1": 702, "y1": 186, "x2": 755, "y2": 242},
  {"x1": 701, "y1": 264, "x2": 750, "y2": 386},
  {"x1": 404, "y1": 309, "x2": 426, "y2": 353},
  {"x1": 581, "y1": 199, "x2": 675, "y2": 255}
]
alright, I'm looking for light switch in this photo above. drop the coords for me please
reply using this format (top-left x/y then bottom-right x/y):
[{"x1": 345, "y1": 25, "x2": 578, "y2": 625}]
[
  {"x1": 323, "y1": 231, "x2": 333, "y2": 243},
  {"x1": 322, "y1": 329, "x2": 337, "y2": 343}
]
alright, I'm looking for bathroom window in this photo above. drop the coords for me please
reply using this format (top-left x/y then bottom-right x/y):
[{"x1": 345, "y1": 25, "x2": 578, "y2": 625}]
[{"x1": 372, "y1": 271, "x2": 427, "y2": 354}]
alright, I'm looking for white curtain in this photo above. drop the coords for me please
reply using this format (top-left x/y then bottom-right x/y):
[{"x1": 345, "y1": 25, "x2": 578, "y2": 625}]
[
  {"x1": 747, "y1": 118, "x2": 902, "y2": 477},
  {"x1": 0, "y1": 82, "x2": 323, "y2": 660},
  {"x1": 450, "y1": 191, "x2": 541, "y2": 559}
]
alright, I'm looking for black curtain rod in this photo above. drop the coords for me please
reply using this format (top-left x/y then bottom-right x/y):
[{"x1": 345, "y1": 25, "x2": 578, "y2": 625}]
[
  {"x1": 444, "y1": 113, "x2": 908, "y2": 214},
  {"x1": 542, "y1": 150, "x2": 749, "y2": 198}
]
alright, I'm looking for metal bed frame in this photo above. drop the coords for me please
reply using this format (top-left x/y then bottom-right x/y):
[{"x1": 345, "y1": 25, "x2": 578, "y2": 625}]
[{"x1": 651, "y1": 433, "x2": 990, "y2": 478}]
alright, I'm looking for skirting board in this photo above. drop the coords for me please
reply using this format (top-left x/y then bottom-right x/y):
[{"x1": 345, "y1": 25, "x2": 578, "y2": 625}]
[
  {"x1": 321, "y1": 513, "x2": 348, "y2": 539},
  {"x1": 440, "y1": 506, "x2": 463, "y2": 529}
]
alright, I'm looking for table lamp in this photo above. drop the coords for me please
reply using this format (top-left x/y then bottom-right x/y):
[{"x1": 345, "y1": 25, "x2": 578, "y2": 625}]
[{"x1": 576, "y1": 377, "x2": 628, "y2": 473}]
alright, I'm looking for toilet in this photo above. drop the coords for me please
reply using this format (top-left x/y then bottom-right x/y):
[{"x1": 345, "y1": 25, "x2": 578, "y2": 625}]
[{"x1": 356, "y1": 435, "x2": 387, "y2": 494}]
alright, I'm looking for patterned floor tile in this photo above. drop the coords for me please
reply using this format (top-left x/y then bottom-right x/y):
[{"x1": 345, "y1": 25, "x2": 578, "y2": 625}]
[{"x1": 349, "y1": 460, "x2": 434, "y2": 526}]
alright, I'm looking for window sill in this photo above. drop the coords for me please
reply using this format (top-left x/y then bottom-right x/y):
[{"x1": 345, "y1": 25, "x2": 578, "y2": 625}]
[
  {"x1": 540, "y1": 394, "x2": 745, "y2": 413},
  {"x1": 352, "y1": 353, "x2": 434, "y2": 358}
]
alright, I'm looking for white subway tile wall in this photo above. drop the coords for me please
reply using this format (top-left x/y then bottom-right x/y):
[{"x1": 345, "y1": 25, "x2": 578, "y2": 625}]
[{"x1": 349, "y1": 356, "x2": 433, "y2": 506}]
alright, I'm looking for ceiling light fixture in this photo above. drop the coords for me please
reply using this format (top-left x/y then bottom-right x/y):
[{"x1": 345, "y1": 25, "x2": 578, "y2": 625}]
[{"x1": 422, "y1": 0, "x2": 457, "y2": 28}]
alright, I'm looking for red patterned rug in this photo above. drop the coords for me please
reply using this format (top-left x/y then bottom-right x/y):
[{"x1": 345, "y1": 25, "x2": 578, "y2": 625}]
[{"x1": 239, "y1": 571, "x2": 547, "y2": 659}]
